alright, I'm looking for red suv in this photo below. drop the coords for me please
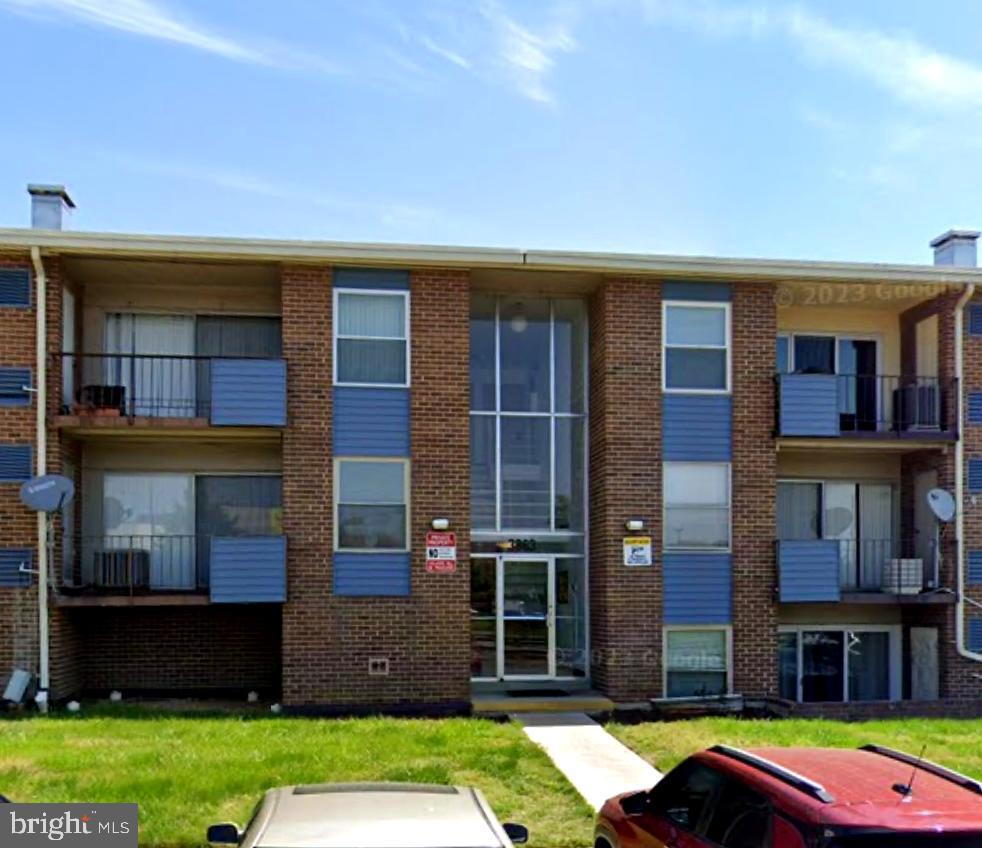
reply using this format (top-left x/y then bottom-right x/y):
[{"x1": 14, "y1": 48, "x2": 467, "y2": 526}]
[{"x1": 595, "y1": 744, "x2": 982, "y2": 848}]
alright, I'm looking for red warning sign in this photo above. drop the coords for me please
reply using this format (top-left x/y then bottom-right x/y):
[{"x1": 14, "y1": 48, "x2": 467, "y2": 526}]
[{"x1": 425, "y1": 531, "x2": 457, "y2": 573}]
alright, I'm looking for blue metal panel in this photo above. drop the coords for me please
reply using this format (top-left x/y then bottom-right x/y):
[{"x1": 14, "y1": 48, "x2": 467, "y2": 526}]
[
  {"x1": 778, "y1": 540, "x2": 841, "y2": 602},
  {"x1": 662, "y1": 281, "x2": 732, "y2": 302},
  {"x1": 334, "y1": 387, "x2": 410, "y2": 456},
  {"x1": 663, "y1": 395, "x2": 731, "y2": 461},
  {"x1": 970, "y1": 392, "x2": 982, "y2": 425},
  {"x1": 334, "y1": 552, "x2": 410, "y2": 596},
  {"x1": 778, "y1": 374, "x2": 839, "y2": 436},
  {"x1": 0, "y1": 368, "x2": 31, "y2": 405},
  {"x1": 970, "y1": 459, "x2": 982, "y2": 493},
  {"x1": 0, "y1": 269, "x2": 30, "y2": 307},
  {"x1": 970, "y1": 305, "x2": 982, "y2": 337},
  {"x1": 0, "y1": 445, "x2": 31, "y2": 482},
  {"x1": 969, "y1": 618, "x2": 982, "y2": 654},
  {"x1": 968, "y1": 551, "x2": 982, "y2": 586},
  {"x1": 663, "y1": 553, "x2": 732, "y2": 624},
  {"x1": 334, "y1": 268, "x2": 410, "y2": 291},
  {"x1": 210, "y1": 359, "x2": 286, "y2": 426},
  {"x1": 0, "y1": 549, "x2": 31, "y2": 587},
  {"x1": 209, "y1": 536, "x2": 286, "y2": 603}
]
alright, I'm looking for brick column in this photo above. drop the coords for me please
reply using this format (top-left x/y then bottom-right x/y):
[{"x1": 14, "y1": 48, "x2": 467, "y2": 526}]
[
  {"x1": 407, "y1": 268, "x2": 470, "y2": 706},
  {"x1": 0, "y1": 251, "x2": 39, "y2": 682},
  {"x1": 588, "y1": 276, "x2": 662, "y2": 700},
  {"x1": 280, "y1": 263, "x2": 334, "y2": 705},
  {"x1": 731, "y1": 282, "x2": 778, "y2": 695}
]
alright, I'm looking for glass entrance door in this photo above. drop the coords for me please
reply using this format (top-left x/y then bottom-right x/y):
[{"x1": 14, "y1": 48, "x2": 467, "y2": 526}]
[
  {"x1": 502, "y1": 559, "x2": 553, "y2": 679},
  {"x1": 470, "y1": 555, "x2": 555, "y2": 681}
]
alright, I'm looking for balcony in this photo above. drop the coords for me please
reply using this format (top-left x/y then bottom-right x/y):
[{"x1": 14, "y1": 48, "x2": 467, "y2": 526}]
[
  {"x1": 775, "y1": 374, "x2": 956, "y2": 441},
  {"x1": 777, "y1": 537, "x2": 951, "y2": 604},
  {"x1": 57, "y1": 353, "x2": 287, "y2": 429},
  {"x1": 59, "y1": 534, "x2": 286, "y2": 606}
]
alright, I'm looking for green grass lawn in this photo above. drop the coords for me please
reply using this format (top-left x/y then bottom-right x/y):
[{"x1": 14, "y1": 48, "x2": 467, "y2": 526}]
[
  {"x1": 609, "y1": 716, "x2": 982, "y2": 778},
  {"x1": 0, "y1": 709, "x2": 594, "y2": 848}
]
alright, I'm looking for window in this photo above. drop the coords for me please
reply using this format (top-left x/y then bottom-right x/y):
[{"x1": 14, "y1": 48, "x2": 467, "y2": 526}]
[
  {"x1": 664, "y1": 462, "x2": 730, "y2": 549},
  {"x1": 649, "y1": 761, "x2": 724, "y2": 833},
  {"x1": 666, "y1": 629, "x2": 729, "y2": 698},
  {"x1": 335, "y1": 459, "x2": 408, "y2": 551},
  {"x1": 663, "y1": 302, "x2": 730, "y2": 392},
  {"x1": 469, "y1": 295, "x2": 587, "y2": 533},
  {"x1": 778, "y1": 627, "x2": 897, "y2": 702},
  {"x1": 703, "y1": 778, "x2": 771, "y2": 848},
  {"x1": 334, "y1": 290, "x2": 409, "y2": 386}
]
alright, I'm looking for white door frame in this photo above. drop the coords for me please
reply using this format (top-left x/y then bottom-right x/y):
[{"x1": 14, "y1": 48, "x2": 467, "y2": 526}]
[{"x1": 497, "y1": 554, "x2": 556, "y2": 681}]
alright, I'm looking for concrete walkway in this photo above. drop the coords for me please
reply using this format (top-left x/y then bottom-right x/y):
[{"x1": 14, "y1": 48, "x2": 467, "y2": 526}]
[{"x1": 518, "y1": 713, "x2": 662, "y2": 811}]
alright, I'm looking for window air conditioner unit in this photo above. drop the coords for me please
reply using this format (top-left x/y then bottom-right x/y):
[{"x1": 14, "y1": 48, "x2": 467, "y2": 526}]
[{"x1": 881, "y1": 558, "x2": 923, "y2": 595}]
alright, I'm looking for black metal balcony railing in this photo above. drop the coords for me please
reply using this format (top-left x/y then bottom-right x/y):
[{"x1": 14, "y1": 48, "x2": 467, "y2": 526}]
[
  {"x1": 63, "y1": 535, "x2": 207, "y2": 594},
  {"x1": 58, "y1": 352, "x2": 282, "y2": 420},
  {"x1": 775, "y1": 373, "x2": 957, "y2": 437}
]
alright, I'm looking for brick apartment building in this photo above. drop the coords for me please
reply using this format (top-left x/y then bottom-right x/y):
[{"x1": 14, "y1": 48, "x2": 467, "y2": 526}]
[{"x1": 1, "y1": 185, "x2": 981, "y2": 715}]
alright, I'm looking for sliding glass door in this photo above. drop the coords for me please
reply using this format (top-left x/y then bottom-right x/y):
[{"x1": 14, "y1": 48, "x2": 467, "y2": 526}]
[{"x1": 103, "y1": 472, "x2": 195, "y2": 589}]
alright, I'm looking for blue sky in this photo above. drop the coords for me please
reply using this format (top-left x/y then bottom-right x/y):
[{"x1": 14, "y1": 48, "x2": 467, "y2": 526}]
[{"x1": 1, "y1": 1, "x2": 981, "y2": 264}]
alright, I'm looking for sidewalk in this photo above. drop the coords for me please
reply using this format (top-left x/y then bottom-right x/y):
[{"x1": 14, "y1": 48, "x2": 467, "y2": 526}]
[{"x1": 518, "y1": 712, "x2": 663, "y2": 811}]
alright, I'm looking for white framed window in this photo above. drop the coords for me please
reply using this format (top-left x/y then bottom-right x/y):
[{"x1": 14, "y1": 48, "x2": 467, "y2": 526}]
[
  {"x1": 333, "y1": 289, "x2": 410, "y2": 387},
  {"x1": 334, "y1": 458, "x2": 410, "y2": 551},
  {"x1": 664, "y1": 462, "x2": 731, "y2": 550},
  {"x1": 664, "y1": 626, "x2": 732, "y2": 698},
  {"x1": 663, "y1": 301, "x2": 730, "y2": 393},
  {"x1": 778, "y1": 625, "x2": 901, "y2": 703}
]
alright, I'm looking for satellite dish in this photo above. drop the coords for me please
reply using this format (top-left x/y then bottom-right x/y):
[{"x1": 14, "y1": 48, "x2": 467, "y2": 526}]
[
  {"x1": 927, "y1": 488, "x2": 956, "y2": 523},
  {"x1": 19, "y1": 474, "x2": 75, "y2": 513}
]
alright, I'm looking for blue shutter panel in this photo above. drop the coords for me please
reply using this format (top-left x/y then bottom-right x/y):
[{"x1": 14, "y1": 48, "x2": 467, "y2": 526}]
[
  {"x1": 968, "y1": 551, "x2": 982, "y2": 586},
  {"x1": 0, "y1": 445, "x2": 32, "y2": 481},
  {"x1": 778, "y1": 540, "x2": 841, "y2": 602},
  {"x1": 969, "y1": 619, "x2": 982, "y2": 653},
  {"x1": 663, "y1": 554, "x2": 732, "y2": 623},
  {"x1": 209, "y1": 537, "x2": 286, "y2": 603},
  {"x1": 970, "y1": 305, "x2": 982, "y2": 337},
  {"x1": 0, "y1": 549, "x2": 32, "y2": 587},
  {"x1": 334, "y1": 552, "x2": 411, "y2": 596},
  {"x1": 0, "y1": 269, "x2": 30, "y2": 307},
  {"x1": 334, "y1": 268, "x2": 410, "y2": 290},
  {"x1": 209, "y1": 359, "x2": 286, "y2": 426},
  {"x1": 662, "y1": 281, "x2": 732, "y2": 302},
  {"x1": 663, "y1": 395, "x2": 732, "y2": 461},
  {"x1": 970, "y1": 393, "x2": 982, "y2": 425},
  {"x1": 333, "y1": 387, "x2": 410, "y2": 455},
  {"x1": 970, "y1": 459, "x2": 982, "y2": 493},
  {"x1": 0, "y1": 368, "x2": 31, "y2": 405}
]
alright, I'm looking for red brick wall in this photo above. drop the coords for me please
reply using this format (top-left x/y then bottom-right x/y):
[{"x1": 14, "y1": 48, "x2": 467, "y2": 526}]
[
  {"x1": 953, "y1": 292, "x2": 982, "y2": 699},
  {"x1": 73, "y1": 605, "x2": 281, "y2": 693},
  {"x1": 279, "y1": 263, "x2": 334, "y2": 705},
  {"x1": 588, "y1": 277, "x2": 663, "y2": 700},
  {"x1": 0, "y1": 251, "x2": 38, "y2": 683},
  {"x1": 731, "y1": 283, "x2": 778, "y2": 695},
  {"x1": 279, "y1": 265, "x2": 471, "y2": 711}
]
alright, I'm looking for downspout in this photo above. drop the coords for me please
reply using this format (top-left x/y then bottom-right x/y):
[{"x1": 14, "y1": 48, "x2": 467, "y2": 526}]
[
  {"x1": 953, "y1": 282, "x2": 982, "y2": 663},
  {"x1": 30, "y1": 246, "x2": 49, "y2": 712}
]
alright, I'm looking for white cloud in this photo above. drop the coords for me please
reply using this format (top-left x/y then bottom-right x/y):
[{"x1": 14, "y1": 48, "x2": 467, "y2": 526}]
[
  {"x1": 0, "y1": 0, "x2": 342, "y2": 73},
  {"x1": 419, "y1": 35, "x2": 471, "y2": 70},
  {"x1": 629, "y1": 0, "x2": 982, "y2": 113},
  {"x1": 478, "y1": 1, "x2": 576, "y2": 104}
]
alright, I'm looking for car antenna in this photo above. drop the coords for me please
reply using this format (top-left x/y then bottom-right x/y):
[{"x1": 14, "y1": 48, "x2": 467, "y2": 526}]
[{"x1": 892, "y1": 745, "x2": 927, "y2": 801}]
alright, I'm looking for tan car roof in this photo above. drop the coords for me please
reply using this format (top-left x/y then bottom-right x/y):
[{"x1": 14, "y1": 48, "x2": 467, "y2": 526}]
[{"x1": 251, "y1": 784, "x2": 508, "y2": 848}]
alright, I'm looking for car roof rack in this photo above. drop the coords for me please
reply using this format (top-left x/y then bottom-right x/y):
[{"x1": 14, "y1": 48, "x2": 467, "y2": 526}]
[
  {"x1": 860, "y1": 745, "x2": 982, "y2": 796},
  {"x1": 710, "y1": 745, "x2": 836, "y2": 804}
]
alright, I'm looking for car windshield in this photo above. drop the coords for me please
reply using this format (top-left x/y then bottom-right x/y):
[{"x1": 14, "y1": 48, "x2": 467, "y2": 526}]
[{"x1": 829, "y1": 834, "x2": 982, "y2": 848}]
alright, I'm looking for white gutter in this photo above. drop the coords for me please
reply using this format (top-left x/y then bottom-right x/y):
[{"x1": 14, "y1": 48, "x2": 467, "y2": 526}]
[
  {"x1": 30, "y1": 246, "x2": 49, "y2": 712},
  {"x1": 5, "y1": 226, "x2": 982, "y2": 284},
  {"x1": 954, "y1": 283, "x2": 982, "y2": 663}
]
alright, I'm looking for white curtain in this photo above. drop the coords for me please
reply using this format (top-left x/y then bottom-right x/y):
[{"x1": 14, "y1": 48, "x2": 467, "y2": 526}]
[
  {"x1": 104, "y1": 473, "x2": 195, "y2": 589},
  {"x1": 777, "y1": 482, "x2": 820, "y2": 539},
  {"x1": 823, "y1": 482, "x2": 857, "y2": 589},
  {"x1": 105, "y1": 314, "x2": 195, "y2": 416},
  {"x1": 859, "y1": 484, "x2": 894, "y2": 589}
]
